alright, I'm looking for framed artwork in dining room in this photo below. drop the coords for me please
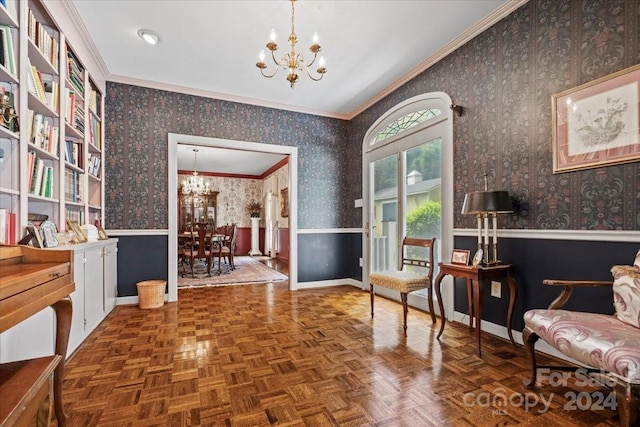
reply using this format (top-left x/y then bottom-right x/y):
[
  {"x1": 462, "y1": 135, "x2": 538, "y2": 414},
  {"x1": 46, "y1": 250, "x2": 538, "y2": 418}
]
[
  {"x1": 280, "y1": 187, "x2": 289, "y2": 218},
  {"x1": 552, "y1": 64, "x2": 640, "y2": 173}
]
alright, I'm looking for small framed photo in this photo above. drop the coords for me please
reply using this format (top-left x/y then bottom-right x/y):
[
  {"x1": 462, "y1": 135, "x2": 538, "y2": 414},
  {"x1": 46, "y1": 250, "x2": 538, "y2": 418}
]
[
  {"x1": 66, "y1": 219, "x2": 87, "y2": 243},
  {"x1": 472, "y1": 249, "x2": 484, "y2": 268},
  {"x1": 451, "y1": 249, "x2": 470, "y2": 265},
  {"x1": 41, "y1": 220, "x2": 58, "y2": 247},
  {"x1": 97, "y1": 226, "x2": 109, "y2": 240},
  {"x1": 26, "y1": 224, "x2": 44, "y2": 248}
]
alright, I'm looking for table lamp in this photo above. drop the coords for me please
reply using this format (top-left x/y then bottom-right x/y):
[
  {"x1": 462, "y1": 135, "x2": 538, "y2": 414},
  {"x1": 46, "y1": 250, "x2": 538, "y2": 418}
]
[{"x1": 461, "y1": 180, "x2": 513, "y2": 265}]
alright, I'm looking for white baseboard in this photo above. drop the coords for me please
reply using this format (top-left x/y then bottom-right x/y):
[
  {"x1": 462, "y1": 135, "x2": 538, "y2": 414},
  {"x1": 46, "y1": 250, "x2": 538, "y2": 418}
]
[
  {"x1": 452, "y1": 311, "x2": 582, "y2": 364},
  {"x1": 296, "y1": 278, "x2": 363, "y2": 290},
  {"x1": 116, "y1": 295, "x2": 168, "y2": 306}
]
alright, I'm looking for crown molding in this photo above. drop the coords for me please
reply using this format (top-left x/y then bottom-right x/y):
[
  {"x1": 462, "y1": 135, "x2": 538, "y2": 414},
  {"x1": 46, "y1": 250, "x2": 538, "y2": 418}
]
[
  {"x1": 108, "y1": 75, "x2": 351, "y2": 120},
  {"x1": 346, "y1": 0, "x2": 530, "y2": 119}
]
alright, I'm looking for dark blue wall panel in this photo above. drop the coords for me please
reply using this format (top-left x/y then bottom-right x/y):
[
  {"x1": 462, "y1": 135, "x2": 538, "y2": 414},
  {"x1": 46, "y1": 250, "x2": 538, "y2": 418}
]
[
  {"x1": 298, "y1": 233, "x2": 362, "y2": 282},
  {"x1": 115, "y1": 235, "x2": 168, "y2": 297},
  {"x1": 453, "y1": 236, "x2": 638, "y2": 332}
]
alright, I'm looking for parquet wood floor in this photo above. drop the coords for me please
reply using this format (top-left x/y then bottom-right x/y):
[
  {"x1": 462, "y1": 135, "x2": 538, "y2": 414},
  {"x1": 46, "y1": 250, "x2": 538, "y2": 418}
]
[{"x1": 59, "y1": 281, "x2": 623, "y2": 426}]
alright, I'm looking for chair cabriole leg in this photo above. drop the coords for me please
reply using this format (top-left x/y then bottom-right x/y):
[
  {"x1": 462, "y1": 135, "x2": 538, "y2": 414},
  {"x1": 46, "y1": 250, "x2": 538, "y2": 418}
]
[{"x1": 522, "y1": 326, "x2": 539, "y2": 389}]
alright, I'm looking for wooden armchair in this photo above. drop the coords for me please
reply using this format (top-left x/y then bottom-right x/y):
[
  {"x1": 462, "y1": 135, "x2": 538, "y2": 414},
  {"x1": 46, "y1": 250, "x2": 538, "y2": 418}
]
[
  {"x1": 523, "y1": 255, "x2": 640, "y2": 427},
  {"x1": 368, "y1": 237, "x2": 436, "y2": 335}
]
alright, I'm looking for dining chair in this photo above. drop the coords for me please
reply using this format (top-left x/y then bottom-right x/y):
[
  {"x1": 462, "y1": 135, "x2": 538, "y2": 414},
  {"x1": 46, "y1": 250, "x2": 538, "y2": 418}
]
[
  {"x1": 183, "y1": 222, "x2": 216, "y2": 277},
  {"x1": 219, "y1": 223, "x2": 238, "y2": 270}
]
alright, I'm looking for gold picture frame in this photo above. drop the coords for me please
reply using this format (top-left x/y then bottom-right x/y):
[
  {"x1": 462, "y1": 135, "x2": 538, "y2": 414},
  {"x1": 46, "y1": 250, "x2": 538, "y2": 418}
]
[
  {"x1": 66, "y1": 219, "x2": 87, "y2": 243},
  {"x1": 552, "y1": 64, "x2": 640, "y2": 173},
  {"x1": 97, "y1": 226, "x2": 109, "y2": 240},
  {"x1": 280, "y1": 187, "x2": 289, "y2": 218}
]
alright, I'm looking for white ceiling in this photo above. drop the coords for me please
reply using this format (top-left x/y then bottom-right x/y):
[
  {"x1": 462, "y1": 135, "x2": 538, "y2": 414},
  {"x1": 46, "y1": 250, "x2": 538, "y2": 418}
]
[
  {"x1": 177, "y1": 144, "x2": 287, "y2": 176},
  {"x1": 69, "y1": 0, "x2": 523, "y2": 174}
]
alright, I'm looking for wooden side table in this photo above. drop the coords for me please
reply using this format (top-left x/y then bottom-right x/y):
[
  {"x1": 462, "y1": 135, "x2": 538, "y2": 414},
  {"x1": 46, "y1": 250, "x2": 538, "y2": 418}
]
[{"x1": 434, "y1": 262, "x2": 517, "y2": 357}]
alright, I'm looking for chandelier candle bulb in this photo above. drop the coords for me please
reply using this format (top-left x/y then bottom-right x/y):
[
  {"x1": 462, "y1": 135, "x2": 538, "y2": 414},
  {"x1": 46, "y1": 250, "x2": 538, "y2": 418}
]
[{"x1": 477, "y1": 216, "x2": 482, "y2": 249}]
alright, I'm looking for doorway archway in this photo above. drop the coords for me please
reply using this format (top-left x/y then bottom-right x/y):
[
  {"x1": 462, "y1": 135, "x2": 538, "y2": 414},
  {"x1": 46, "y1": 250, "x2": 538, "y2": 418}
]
[{"x1": 168, "y1": 133, "x2": 298, "y2": 301}]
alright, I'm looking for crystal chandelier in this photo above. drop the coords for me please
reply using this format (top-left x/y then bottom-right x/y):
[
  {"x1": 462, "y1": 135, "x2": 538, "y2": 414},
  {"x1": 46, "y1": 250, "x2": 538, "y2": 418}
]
[
  {"x1": 256, "y1": 0, "x2": 327, "y2": 88},
  {"x1": 181, "y1": 149, "x2": 212, "y2": 195}
]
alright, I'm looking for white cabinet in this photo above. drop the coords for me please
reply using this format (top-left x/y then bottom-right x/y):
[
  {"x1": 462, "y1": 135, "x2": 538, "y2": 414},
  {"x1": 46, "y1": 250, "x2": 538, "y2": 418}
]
[
  {"x1": 83, "y1": 245, "x2": 105, "y2": 335},
  {"x1": 103, "y1": 242, "x2": 118, "y2": 312},
  {"x1": 0, "y1": 239, "x2": 119, "y2": 362}
]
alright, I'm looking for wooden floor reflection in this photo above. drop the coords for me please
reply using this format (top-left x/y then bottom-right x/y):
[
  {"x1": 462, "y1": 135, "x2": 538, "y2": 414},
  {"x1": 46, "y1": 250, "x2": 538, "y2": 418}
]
[{"x1": 59, "y1": 282, "x2": 621, "y2": 426}]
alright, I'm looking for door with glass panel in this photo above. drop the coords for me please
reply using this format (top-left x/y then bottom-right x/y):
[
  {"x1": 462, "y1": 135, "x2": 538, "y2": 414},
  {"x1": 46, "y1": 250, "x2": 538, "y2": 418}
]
[
  {"x1": 368, "y1": 139, "x2": 442, "y2": 275},
  {"x1": 363, "y1": 93, "x2": 452, "y2": 319}
]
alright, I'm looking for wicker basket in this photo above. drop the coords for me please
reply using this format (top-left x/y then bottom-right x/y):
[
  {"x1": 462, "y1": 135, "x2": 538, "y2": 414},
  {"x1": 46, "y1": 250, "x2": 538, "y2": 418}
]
[{"x1": 136, "y1": 280, "x2": 166, "y2": 309}]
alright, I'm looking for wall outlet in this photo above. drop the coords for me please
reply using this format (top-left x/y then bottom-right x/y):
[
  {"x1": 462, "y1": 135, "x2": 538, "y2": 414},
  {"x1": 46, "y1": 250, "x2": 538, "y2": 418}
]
[{"x1": 491, "y1": 281, "x2": 501, "y2": 298}]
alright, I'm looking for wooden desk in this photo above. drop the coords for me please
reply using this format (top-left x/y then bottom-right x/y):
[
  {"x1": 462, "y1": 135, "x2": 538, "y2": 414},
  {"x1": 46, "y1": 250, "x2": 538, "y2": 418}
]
[
  {"x1": 434, "y1": 262, "x2": 517, "y2": 358},
  {"x1": 0, "y1": 244, "x2": 75, "y2": 427}
]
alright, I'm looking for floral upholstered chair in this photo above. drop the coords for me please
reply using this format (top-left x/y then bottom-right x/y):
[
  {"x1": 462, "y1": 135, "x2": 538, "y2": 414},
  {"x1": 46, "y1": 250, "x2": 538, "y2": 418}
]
[{"x1": 522, "y1": 250, "x2": 640, "y2": 427}]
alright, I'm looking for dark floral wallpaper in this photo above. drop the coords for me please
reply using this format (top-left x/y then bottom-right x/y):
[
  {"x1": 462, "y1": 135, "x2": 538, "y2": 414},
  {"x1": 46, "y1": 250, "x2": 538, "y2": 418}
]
[
  {"x1": 104, "y1": 86, "x2": 348, "y2": 229},
  {"x1": 106, "y1": 0, "x2": 639, "y2": 231},
  {"x1": 349, "y1": 0, "x2": 639, "y2": 231}
]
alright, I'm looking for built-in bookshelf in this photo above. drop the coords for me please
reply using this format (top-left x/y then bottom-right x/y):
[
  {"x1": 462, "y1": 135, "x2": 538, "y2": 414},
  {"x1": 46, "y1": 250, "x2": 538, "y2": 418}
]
[
  {"x1": 0, "y1": 0, "x2": 105, "y2": 244},
  {"x1": 0, "y1": 0, "x2": 19, "y2": 244}
]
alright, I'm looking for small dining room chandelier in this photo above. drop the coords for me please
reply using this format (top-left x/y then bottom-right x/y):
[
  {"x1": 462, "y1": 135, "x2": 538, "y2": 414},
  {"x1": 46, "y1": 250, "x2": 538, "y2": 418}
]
[
  {"x1": 256, "y1": 0, "x2": 327, "y2": 88},
  {"x1": 181, "y1": 149, "x2": 212, "y2": 196}
]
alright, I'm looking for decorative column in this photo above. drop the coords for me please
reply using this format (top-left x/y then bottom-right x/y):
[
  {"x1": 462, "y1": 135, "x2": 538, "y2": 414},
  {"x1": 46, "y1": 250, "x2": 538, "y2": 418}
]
[{"x1": 249, "y1": 217, "x2": 262, "y2": 256}]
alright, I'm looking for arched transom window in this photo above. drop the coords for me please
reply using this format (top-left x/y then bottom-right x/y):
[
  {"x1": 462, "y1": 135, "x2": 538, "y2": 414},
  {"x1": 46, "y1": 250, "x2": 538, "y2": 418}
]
[{"x1": 372, "y1": 108, "x2": 442, "y2": 144}]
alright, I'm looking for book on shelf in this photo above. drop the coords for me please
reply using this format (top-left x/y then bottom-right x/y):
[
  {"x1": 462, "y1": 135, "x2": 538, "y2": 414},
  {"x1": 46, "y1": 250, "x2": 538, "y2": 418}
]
[
  {"x1": 31, "y1": 157, "x2": 44, "y2": 195},
  {"x1": 89, "y1": 115, "x2": 101, "y2": 149},
  {"x1": 65, "y1": 208, "x2": 83, "y2": 225},
  {"x1": 27, "y1": 61, "x2": 48, "y2": 103},
  {"x1": 64, "y1": 169, "x2": 82, "y2": 202},
  {"x1": 27, "y1": 150, "x2": 35, "y2": 191},
  {"x1": 27, "y1": 110, "x2": 59, "y2": 155},
  {"x1": 66, "y1": 89, "x2": 75, "y2": 126},
  {"x1": 27, "y1": 8, "x2": 59, "y2": 70},
  {"x1": 87, "y1": 153, "x2": 101, "y2": 178},
  {"x1": 0, "y1": 24, "x2": 17, "y2": 77},
  {"x1": 66, "y1": 48, "x2": 85, "y2": 96},
  {"x1": 89, "y1": 88, "x2": 100, "y2": 115},
  {"x1": 0, "y1": 208, "x2": 15, "y2": 244},
  {"x1": 64, "y1": 139, "x2": 81, "y2": 167},
  {"x1": 41, "y1": 165, "x2": 53, "y2": 198},
  {"x1": 43, "y1": 76, "x2": 59, "y2": 111}
]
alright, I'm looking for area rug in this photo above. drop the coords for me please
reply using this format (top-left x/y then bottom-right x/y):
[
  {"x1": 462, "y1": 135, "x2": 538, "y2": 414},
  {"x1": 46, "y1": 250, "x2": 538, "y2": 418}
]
[{"x1": 178, "y1": 256, "x2": 288, "y2": 288}]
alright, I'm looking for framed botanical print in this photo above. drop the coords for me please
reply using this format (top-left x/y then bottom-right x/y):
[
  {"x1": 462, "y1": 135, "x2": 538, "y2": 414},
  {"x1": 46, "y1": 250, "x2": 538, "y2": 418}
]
[{"x1": 552, "y1": 64, "x2": 640, "y2": 173}]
